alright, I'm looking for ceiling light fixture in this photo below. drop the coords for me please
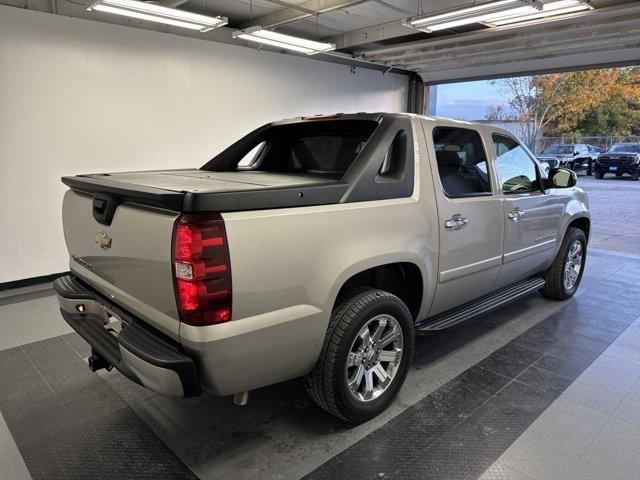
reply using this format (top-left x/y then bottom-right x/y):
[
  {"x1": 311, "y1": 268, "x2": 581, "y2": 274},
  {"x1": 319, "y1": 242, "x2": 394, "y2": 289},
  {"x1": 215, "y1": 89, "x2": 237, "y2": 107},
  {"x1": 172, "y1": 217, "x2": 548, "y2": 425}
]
[
  {"x1": 404, "y1": 0, "x2": 543, "y2": 33},
  {"x1": 482, "y1": 0, "x2": 592, "y2": 26},
  {"x1": 232, "y1": 27, "x2": 336, "y2": 55},
  {"x1": 87, "y1": 0, "x2": 228, "y2": 32}
]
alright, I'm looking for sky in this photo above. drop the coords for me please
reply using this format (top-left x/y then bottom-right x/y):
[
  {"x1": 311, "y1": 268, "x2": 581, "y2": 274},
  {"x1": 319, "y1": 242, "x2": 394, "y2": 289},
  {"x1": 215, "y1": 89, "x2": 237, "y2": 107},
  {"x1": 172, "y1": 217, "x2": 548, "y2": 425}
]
[{"x1": 434, "y1": 80, "x2": 505, "y2": 121}]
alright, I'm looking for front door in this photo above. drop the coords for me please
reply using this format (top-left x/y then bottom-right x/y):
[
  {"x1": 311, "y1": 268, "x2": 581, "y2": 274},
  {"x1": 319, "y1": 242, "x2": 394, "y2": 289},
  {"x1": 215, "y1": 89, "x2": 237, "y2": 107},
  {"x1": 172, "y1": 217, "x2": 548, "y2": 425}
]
[
  {"x1": 425, "y1": 124, "x2": 503, "y2": 316},
  {"x1": 491, "y1": 134, "x2": 563, "y2": 288}
]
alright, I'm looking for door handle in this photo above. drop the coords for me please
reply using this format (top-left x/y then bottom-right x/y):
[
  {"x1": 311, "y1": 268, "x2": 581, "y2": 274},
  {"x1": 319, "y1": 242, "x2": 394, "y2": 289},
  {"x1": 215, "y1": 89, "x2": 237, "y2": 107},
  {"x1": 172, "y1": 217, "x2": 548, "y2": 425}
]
[
  {"x1": 508, "y1": 207, "x2": 526, "y2": 222},
  {"x1": 444, "y1": 214, "x2": 469, "y2": 230}
]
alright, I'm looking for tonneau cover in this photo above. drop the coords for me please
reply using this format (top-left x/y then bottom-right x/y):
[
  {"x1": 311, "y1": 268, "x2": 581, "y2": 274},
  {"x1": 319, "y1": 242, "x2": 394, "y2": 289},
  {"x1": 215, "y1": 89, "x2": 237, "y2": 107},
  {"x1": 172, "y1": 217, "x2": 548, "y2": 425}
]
[
  {"x1": 61, "y1": 113, "x2": 415, "y2": 213},
  {"x1": 62, "y1": 170, "x2": 348, "y2": 212}
]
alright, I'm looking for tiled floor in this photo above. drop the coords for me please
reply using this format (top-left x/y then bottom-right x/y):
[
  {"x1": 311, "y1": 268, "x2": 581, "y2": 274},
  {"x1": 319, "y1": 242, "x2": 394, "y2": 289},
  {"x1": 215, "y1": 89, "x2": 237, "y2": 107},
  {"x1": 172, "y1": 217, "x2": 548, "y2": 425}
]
[
  {"x1": 481, "y1": 319, "x2": 640, "y2": 480},
  {"x1": 0, "y1": 248, "x2": 639, "y2": 480}
]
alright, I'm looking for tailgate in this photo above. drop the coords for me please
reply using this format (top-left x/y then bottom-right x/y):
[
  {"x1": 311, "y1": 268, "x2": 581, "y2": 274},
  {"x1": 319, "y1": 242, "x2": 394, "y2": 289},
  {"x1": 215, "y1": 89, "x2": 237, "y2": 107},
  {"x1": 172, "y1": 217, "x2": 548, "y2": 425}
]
[{"x1": 62, "y1": 189, "x2": 181, "y2": 340}]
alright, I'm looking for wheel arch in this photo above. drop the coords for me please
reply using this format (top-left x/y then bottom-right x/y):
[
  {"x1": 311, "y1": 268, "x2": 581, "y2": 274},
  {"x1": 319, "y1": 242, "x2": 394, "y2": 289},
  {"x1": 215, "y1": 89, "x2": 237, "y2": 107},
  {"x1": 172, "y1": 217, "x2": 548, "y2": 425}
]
[
  {"x1": 567, "y1": 215, "x2": 590, "y2": 241},
  {"x1": 332, "y1": 261, "x2": 425, "y2": 322}
]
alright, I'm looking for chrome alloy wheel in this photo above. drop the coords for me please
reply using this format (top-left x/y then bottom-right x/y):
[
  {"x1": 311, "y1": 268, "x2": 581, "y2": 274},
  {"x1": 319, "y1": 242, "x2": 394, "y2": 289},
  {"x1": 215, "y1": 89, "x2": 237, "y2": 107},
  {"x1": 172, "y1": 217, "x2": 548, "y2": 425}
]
[
  {"x1": 563, "y1": 239, "x2": 584, "y2": 290},
  {"x1": 345, "y1": 314, "x2": 404, "y2": 402}
]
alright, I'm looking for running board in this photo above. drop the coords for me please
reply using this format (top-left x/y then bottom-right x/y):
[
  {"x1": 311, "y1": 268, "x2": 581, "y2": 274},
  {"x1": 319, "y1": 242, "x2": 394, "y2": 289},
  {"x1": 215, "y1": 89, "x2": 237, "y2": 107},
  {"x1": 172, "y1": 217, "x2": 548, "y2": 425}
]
[{"x1": 417, "y1": 277, "x2": 545, "y2": 332}]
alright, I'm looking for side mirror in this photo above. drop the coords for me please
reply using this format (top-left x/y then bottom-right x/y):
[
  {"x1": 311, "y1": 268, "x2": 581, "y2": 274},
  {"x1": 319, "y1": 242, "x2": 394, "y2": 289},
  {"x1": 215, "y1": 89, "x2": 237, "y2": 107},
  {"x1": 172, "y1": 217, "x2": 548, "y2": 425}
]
[
  {"x1": 573, "y1": 151, "x2": 579, "y2": 156},
  {"x1": 547, "y1": 168, "x2": 577, "y2": 189}
]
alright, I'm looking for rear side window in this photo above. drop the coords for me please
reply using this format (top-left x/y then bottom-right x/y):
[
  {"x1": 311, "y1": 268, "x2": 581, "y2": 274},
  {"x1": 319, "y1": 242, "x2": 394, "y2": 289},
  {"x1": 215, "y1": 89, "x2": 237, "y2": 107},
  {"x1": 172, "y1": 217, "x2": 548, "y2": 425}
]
[
  {"x1": 432, "y1": 127, "x2": 491, "y2": 197},
  {"x1": 237, "y1": 141, "x2": 265, "y2": 167},
  {"x1": 493, "y1": 134, "x2": 539, "y2": 193}
]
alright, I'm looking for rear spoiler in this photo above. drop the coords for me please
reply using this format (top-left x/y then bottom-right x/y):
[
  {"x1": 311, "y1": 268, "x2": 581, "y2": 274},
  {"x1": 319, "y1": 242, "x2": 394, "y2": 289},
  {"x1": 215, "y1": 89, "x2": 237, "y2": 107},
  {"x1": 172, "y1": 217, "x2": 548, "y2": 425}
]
[{"x1": 62, "y1": 175, "x2": 186, "y2": 211}]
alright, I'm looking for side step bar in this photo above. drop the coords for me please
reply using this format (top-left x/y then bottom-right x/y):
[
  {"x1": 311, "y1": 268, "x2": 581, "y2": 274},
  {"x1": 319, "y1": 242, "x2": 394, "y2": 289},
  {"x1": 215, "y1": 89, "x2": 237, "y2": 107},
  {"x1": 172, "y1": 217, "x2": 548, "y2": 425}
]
[{"x1": 417, "y1": 276, "x2": 545, "y2": 332}]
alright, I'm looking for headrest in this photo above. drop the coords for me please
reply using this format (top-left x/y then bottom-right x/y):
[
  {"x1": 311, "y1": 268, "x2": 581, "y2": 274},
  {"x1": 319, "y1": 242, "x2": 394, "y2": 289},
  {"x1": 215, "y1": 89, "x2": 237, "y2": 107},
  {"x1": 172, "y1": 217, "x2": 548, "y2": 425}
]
[{"x1": 436, "y1": 150, "x2": 461, "y2": 167}]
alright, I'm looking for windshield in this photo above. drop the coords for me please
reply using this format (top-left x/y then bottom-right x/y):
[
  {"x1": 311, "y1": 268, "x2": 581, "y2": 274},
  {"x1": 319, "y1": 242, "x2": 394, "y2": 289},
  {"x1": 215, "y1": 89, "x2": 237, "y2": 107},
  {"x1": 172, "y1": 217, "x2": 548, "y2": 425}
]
[
  {"x1": 609, "y1": 144, "x2": 640, "y2": 153},
  {"x1": 542, "y1": 145, "x2": 573, "y2": 155}
]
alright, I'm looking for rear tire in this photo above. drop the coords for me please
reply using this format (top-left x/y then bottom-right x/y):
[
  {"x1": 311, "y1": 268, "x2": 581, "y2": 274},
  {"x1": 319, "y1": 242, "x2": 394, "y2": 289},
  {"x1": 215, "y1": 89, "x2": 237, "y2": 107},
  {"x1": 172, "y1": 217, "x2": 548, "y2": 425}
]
[
  {"x1": 595, "y1": 170, "x2": 604, "y2": 179},
  {"x1": 541, "y1": 227, "x2": 587, "y2": 300},
  {"x1": 305, "y1": 289, "x2": 414, "y2": 423}
]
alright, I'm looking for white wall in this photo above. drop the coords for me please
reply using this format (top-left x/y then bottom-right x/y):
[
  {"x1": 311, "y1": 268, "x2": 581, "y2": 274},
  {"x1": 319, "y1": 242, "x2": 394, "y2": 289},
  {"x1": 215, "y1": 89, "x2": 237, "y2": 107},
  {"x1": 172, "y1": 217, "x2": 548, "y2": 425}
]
[{"x1": 0, "y1": 6, "x2": 408, "y2": 283}]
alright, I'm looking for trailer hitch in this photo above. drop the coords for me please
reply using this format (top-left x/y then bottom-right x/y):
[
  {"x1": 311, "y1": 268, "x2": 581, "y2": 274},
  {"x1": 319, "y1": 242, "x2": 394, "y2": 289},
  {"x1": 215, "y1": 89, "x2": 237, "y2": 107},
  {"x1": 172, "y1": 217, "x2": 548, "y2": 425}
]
[{"x1": 87, "y1": 350, "x2": 113, "y2": 372}]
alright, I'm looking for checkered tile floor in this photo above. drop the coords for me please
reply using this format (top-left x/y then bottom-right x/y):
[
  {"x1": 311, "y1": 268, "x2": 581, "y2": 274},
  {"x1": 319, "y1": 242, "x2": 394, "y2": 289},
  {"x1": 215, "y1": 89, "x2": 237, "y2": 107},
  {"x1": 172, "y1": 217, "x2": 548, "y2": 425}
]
[{"x1": 1, "y1": 248, "x2": 639, "y2": 480}]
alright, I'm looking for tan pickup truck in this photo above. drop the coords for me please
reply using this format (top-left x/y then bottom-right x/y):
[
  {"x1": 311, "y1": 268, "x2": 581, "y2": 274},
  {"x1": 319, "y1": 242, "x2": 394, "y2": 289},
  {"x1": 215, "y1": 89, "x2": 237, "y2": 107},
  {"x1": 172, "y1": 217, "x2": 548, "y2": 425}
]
[{"x1": 54, "y1": 113, "x2": 589, "y2": 422}]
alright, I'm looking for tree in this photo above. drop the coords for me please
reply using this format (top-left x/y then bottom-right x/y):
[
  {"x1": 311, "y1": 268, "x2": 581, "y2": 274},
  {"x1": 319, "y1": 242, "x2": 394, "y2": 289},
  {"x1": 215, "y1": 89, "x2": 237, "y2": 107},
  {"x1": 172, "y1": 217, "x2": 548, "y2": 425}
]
[
  {"x1": 490, "y1": 75, "x2": 565, "y2": 149},
  {"x1": 485, "y1": 104, "x2": 508, "y2": 121},
  {"x1": 490, "y1": 68, "x2": 640, "y2": 149},
  {"x1": 572, "y1": 68, "x2": 640, "y2": 136}
]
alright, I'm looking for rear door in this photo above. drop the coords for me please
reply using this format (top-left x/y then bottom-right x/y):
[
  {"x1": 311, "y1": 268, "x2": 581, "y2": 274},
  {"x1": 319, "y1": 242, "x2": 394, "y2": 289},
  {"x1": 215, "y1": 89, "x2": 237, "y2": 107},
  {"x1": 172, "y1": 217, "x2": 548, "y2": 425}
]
[
  {"x1": 491, "y1": 133, "x2": 563, "y2": 288},
  {"x1": 424, "y1": 123, "x2": 503, "y2": 315}
]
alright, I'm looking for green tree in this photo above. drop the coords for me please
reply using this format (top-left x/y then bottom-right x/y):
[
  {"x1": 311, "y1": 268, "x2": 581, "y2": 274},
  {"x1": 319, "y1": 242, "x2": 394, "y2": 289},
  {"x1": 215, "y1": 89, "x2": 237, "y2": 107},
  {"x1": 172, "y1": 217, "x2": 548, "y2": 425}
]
[{"x1": 490, "y1": 67, "x2": 640, "y2": 144}]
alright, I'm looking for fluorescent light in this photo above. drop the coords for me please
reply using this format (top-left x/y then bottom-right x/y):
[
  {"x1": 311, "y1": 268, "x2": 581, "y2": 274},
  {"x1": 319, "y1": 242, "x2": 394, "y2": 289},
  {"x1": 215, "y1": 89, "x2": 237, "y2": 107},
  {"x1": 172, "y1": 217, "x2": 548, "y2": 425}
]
[
  {"x1": 232, "y1": 27, "x2": 336, "y2": 55},
  {"x1": 404, "y1": 0, "x2": 543, "y2": 32},
  {"x1": 87, "y1": 0, "x2": 228, "y2": 32},
  {"x1": 482, "y1": 0, "x2": 592, "y2": 26}
]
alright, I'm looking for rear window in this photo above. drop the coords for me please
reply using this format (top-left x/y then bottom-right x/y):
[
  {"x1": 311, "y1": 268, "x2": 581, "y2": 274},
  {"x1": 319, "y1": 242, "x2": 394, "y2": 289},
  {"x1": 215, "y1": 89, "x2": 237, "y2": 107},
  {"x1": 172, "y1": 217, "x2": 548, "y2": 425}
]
[
  {"x1": 289, "y1": 134, "x2": 366, "y2": 173},
  {"x1": 543, "y1": 145, "x2": 573, "y2": 154},
  {"x1": 206, "y1": 120, "x2": 378, "y2": 176}
]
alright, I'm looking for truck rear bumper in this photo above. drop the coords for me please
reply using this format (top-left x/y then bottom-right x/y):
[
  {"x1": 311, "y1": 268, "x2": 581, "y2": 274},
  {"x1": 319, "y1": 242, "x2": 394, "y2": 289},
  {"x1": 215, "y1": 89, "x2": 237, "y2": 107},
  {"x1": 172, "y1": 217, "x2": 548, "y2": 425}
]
[{"x1": 54, "y1": 275, "x2": 201, "y2": 398}]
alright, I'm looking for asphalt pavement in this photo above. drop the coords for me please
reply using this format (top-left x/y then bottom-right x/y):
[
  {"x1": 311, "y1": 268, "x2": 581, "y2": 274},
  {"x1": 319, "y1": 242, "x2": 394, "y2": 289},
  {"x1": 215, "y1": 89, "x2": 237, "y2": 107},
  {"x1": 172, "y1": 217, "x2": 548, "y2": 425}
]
[{"x1": 576, "y1": 174, "x2": 640, "y2": 255}]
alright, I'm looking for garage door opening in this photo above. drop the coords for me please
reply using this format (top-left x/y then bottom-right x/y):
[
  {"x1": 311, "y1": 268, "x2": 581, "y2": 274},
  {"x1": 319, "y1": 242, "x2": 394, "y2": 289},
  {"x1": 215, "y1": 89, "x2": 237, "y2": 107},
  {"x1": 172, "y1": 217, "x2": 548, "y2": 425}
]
[{"x1": 433, "y1": 66, "x2": 640, "y2": 255}]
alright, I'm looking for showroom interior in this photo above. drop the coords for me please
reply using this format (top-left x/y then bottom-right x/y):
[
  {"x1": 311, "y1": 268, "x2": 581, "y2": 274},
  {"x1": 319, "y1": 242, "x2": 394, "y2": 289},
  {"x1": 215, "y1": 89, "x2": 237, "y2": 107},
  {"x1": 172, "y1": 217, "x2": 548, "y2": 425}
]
[{"x1": 1, "y1": 0, "x2": 640, "y2": 478}]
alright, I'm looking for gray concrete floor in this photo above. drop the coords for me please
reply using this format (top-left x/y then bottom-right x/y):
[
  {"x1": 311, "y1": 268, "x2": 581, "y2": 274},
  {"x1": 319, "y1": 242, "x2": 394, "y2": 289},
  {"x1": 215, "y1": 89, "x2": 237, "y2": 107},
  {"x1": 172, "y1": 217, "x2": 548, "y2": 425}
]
[{"x1": 577, "y1": 174, "x2": 640, "y2": 255}]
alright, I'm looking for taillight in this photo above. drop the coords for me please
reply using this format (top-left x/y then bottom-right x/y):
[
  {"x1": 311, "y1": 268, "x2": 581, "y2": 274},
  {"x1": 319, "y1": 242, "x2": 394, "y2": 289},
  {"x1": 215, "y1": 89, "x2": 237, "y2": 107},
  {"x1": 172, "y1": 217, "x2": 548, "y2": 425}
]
[{"x1": 172, "y1": 213, "x2": 231, "y2": 326}]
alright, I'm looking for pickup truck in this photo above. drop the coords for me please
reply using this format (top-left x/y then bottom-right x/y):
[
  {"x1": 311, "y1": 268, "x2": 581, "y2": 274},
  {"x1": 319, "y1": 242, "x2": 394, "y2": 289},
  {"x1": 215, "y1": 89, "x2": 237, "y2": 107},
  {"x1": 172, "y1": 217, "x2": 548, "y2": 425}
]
[
  {"x1": 54, "y1": 113, "x2": 590, "y2": 423},
  {"x1": 537, "y1": 143, "x2": 593, "y2": 175},
  {"x1": 594, "y1": 143, "x2": 640, "y2": 181}
]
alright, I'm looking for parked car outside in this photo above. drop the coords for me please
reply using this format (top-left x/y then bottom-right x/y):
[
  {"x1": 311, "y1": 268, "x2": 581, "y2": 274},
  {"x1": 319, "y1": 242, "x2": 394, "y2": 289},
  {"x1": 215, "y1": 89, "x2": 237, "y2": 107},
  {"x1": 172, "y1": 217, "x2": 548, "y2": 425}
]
[
  {"x1": 595, "y1": 143, "x2": 640, "y2": 181},
  {"x1": 537, "y1": 143, "x2": 593, "y2": 175},
  {"x1": 587, "y1": 144, "x2": 604, "y2": 160},
  {"x1": 53, "y1": 114, "x2": 590, "y2": 422}
]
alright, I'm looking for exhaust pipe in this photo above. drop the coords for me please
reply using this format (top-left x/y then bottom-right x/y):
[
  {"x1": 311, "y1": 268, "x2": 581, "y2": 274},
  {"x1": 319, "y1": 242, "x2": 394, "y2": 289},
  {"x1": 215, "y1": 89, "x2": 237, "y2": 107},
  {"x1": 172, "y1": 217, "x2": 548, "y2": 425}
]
[{"x1": 233, "y1": 391, "x2": 249, "y2": 406}]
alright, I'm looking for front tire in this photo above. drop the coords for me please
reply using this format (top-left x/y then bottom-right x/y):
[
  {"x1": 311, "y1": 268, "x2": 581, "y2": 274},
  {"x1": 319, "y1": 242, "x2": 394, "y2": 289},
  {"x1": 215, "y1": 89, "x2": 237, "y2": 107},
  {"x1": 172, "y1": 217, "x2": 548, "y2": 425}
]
[
  {"x1": 631, "y1": 170, "x2": 639, "y2": 181},
  {"x1": 541, "y1": 227, "x2": 587, "y2": 300},
  {"x1": 305, "y1": 289, "x2": 414, "y2": 423}
]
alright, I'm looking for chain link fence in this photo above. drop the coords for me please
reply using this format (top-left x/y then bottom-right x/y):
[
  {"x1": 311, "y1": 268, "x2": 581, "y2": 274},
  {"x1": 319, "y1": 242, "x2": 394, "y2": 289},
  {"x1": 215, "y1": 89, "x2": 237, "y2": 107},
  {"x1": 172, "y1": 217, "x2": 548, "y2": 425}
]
[{"x1": 536, "y1": 136, "x2": 640, "y2": 154}]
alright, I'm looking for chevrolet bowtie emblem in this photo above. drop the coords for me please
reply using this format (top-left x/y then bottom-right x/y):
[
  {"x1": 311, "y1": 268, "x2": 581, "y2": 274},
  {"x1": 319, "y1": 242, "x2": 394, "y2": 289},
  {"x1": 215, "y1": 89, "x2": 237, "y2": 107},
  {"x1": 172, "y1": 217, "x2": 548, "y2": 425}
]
[{"x1": 95, "y1": 232, "x2": 112, "y2": 250}]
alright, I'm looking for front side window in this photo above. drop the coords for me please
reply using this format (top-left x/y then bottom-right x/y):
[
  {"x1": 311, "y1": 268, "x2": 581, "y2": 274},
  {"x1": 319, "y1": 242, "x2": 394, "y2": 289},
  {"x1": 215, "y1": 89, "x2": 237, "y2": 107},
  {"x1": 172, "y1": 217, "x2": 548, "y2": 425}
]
[
  {"x1": 493, "y1": 134, "x2": 539, "y2": 194},
  {"x1": 432, "y1": 127, "x2": 491, "y2": 198}
]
